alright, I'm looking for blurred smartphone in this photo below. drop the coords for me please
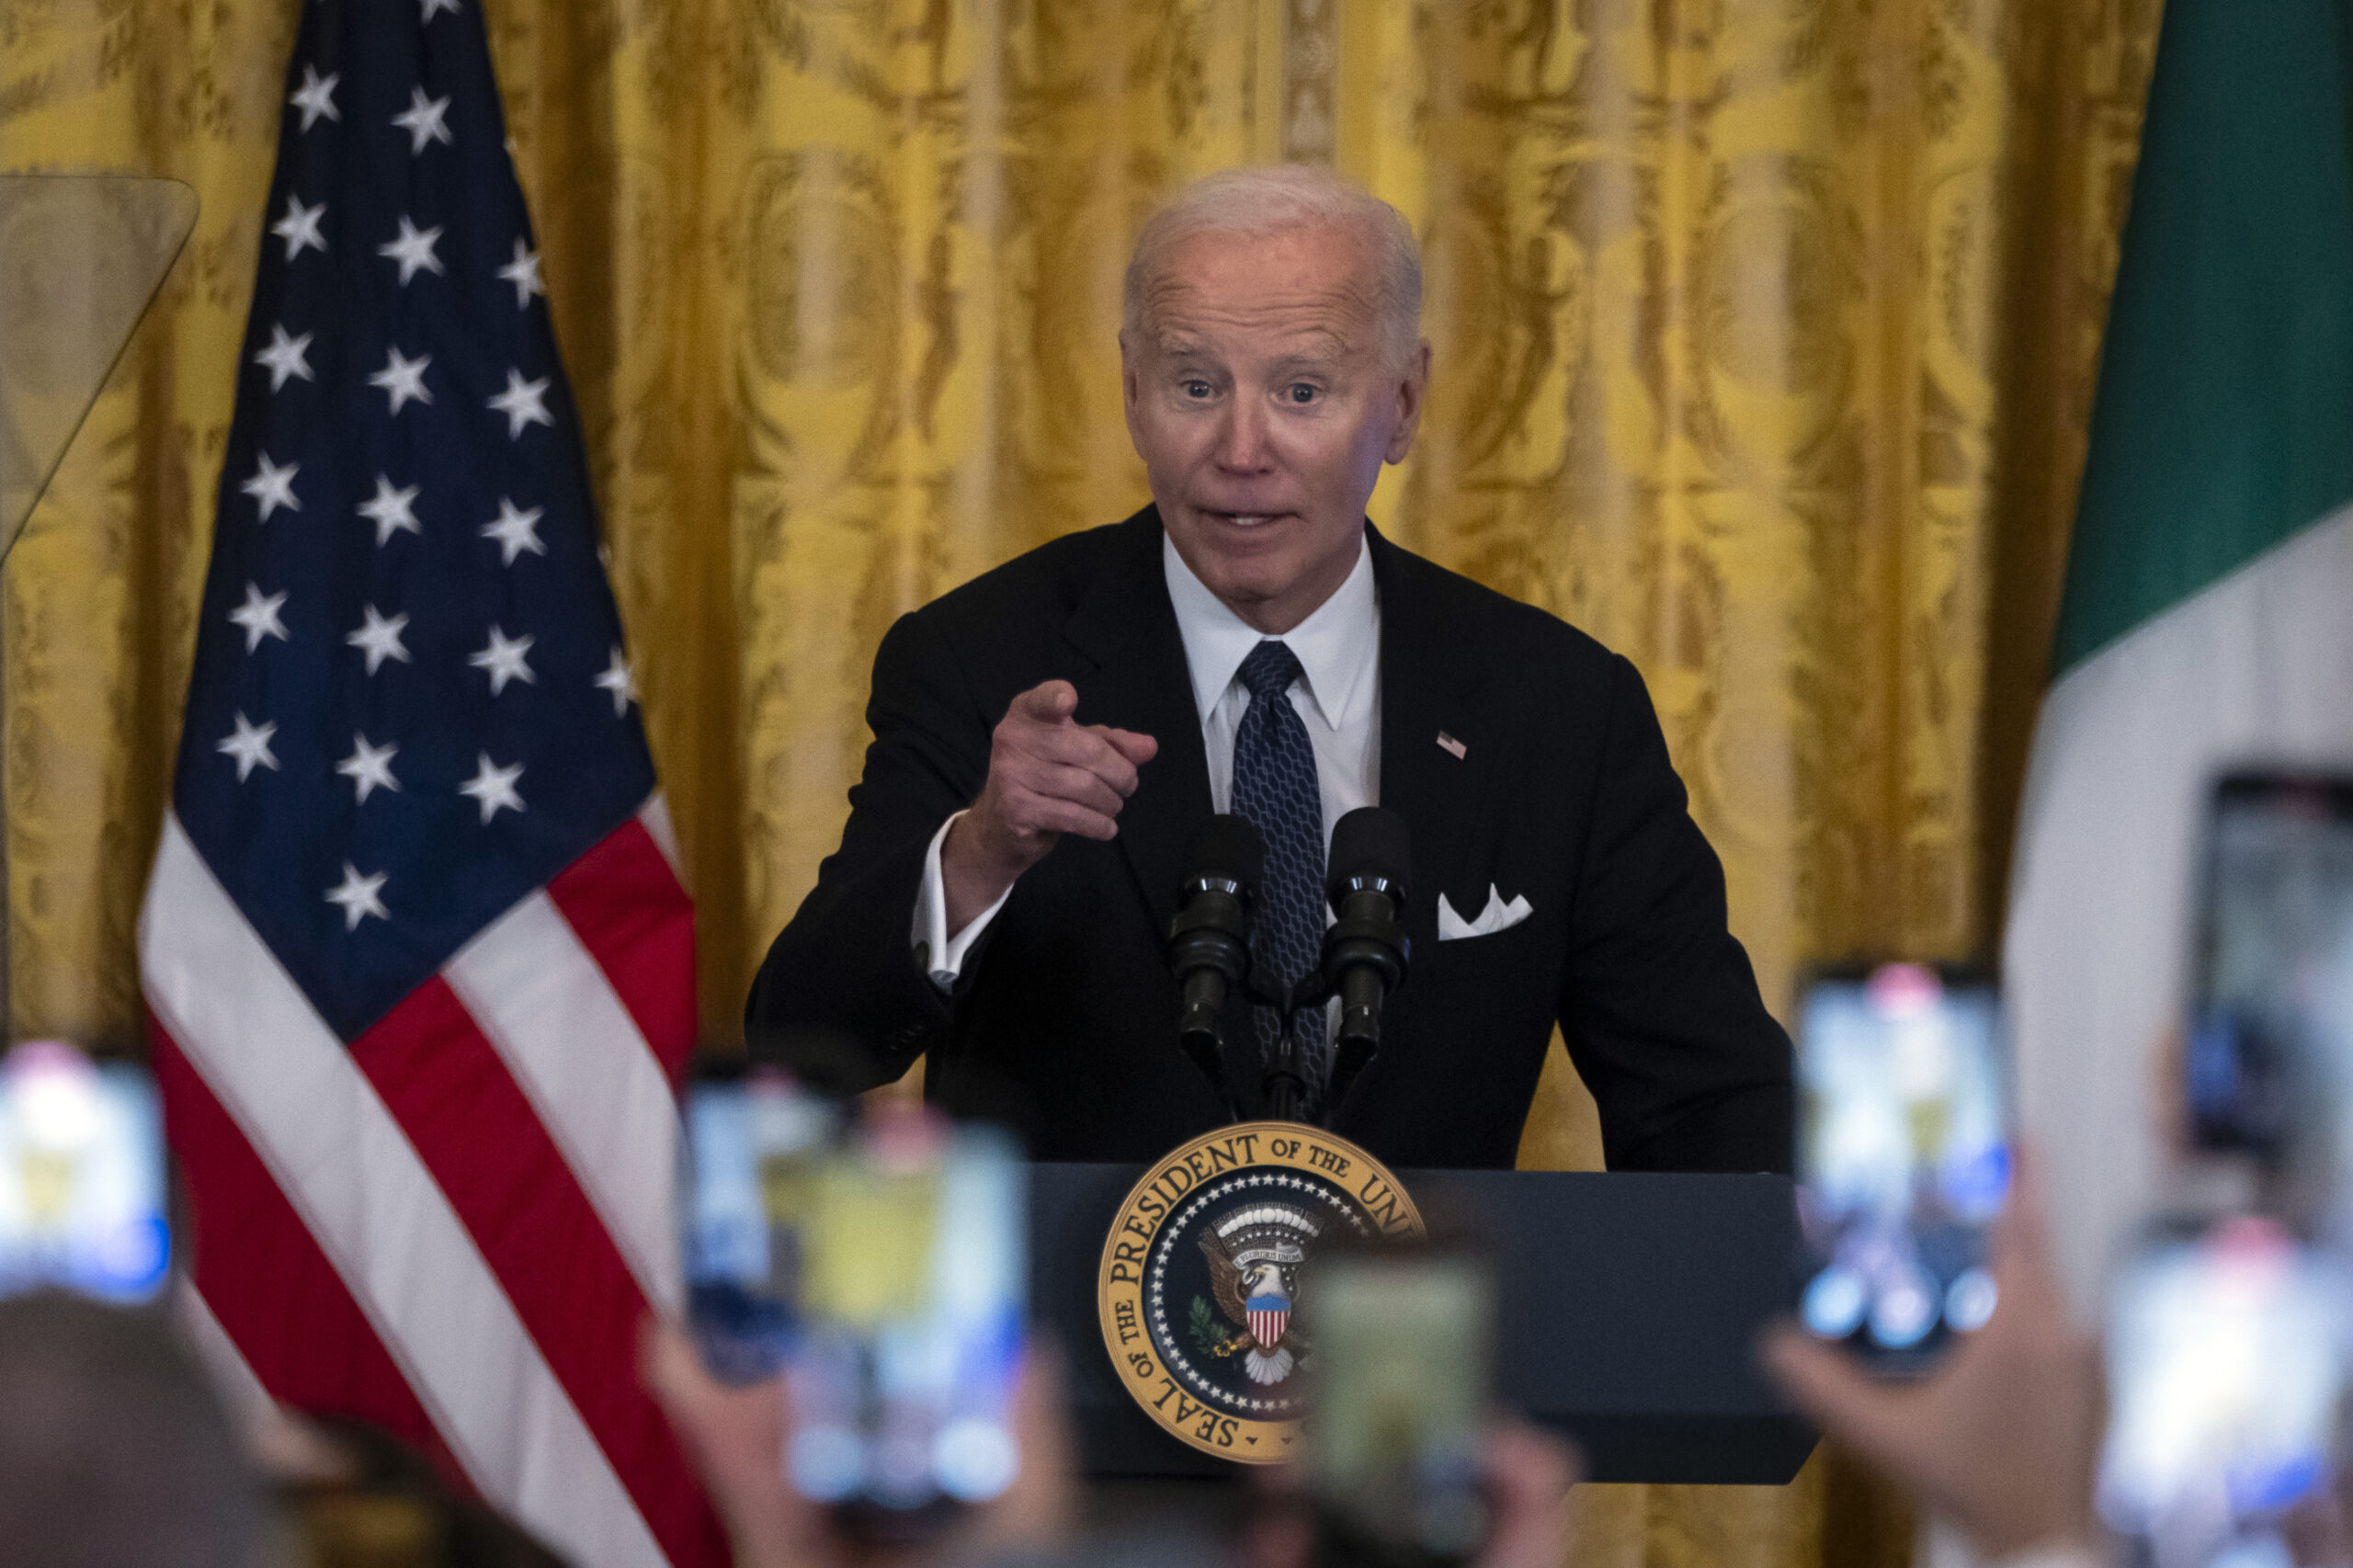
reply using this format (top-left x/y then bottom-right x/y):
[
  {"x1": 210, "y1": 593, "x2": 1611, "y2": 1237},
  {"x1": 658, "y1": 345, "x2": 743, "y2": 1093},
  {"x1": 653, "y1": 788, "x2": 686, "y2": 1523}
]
[
  {"x1": 682, "y1": 1075, "x2": 1027, "y2": 1534},
  {"x1": 2097, "y1": 1219, "x2": 2348, "y2": 1568},
  {"x1": 1795, "y1": 963, "x2": 2010, "y2": 1375},
  {"x1": 788, "y1": 1108, "x2": 1027, "y2": 1539},
  {"x1": 2183, "y1": 774, "x2": 2353, "y2": 1186},
  {"x1": 679, "y1": 1056, "x2": 837, "y2": 1384},
  {"x1": 0, "y1": 1041, "x2": 170, "y2": 1302},
  {"x1": 1302, "y1": 1242, "x2": 1494, "y2": 1568}
]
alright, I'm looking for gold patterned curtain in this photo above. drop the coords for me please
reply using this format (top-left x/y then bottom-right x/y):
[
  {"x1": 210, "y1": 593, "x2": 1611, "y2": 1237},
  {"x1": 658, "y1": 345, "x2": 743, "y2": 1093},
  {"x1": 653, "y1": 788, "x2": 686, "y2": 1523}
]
[{"x1": 3, "y1": 2, "x2": 2159, "y2": 1566}]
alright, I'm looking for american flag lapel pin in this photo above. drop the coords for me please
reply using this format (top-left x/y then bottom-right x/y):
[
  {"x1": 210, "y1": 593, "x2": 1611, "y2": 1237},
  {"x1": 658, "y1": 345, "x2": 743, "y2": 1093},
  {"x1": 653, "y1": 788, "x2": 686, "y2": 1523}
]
[{"x1": 1436, "y1": 731, "x2": 1467, "y2": 760}]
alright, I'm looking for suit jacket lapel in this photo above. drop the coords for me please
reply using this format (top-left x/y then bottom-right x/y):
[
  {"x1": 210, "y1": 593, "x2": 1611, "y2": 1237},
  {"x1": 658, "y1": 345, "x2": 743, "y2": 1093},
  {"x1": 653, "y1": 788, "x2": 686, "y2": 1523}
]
[
  {"x1": 1062, "y1": 506, "x2": 1213, "y2": 937},
  {"x1": 1067, "y1": 516, "x2": 1502, "y2": 948},
  {"x1": 1370, "y1": 526, "x2": 1500, "y2": 948}
]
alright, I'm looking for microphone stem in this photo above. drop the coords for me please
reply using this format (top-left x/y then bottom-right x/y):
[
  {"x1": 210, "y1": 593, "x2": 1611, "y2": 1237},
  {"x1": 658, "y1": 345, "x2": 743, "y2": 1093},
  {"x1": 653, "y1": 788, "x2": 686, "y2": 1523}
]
[
  {"x1": 1263, "y1": 1014, "x2": 1309, "y2": 1125},
  {"x1": 1267, "y1": 1076, "x2": 1300, "y2": 1123}
]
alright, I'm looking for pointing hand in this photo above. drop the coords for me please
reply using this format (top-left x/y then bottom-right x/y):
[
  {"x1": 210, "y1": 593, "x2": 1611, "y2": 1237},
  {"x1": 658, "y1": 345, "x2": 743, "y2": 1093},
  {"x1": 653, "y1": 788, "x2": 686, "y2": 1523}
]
[{"x1": 942, "y1": 680, "x2": 1158, "y2": 933}]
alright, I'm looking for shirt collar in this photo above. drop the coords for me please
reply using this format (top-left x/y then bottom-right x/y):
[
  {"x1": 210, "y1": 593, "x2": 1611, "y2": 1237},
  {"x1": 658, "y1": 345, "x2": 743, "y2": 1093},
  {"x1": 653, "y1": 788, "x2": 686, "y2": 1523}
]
[{"x1": 1162, "y1": 529, "x2": 1379, "y2": 732}]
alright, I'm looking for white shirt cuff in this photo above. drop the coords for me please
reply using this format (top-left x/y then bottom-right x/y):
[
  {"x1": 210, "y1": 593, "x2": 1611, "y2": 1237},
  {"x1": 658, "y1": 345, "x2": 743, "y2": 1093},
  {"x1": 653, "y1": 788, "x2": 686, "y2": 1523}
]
[{"x1": 912, "y1": 811, "x2": 1014, "y2": 989}]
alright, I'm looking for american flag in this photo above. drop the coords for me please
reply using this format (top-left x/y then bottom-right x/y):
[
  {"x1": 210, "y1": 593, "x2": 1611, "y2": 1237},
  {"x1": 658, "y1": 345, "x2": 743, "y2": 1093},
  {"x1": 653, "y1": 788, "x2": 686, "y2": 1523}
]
[{"x1": 137, "y1": 4, "x2": 720, "y2": 1564}]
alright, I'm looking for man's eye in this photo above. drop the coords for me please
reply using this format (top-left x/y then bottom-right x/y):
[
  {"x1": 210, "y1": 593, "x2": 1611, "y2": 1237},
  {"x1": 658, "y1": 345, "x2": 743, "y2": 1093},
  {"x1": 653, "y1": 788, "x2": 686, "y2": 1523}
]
[
  {"x1": 1183, "y1": 380, "x2": 1214, "y2": 399},
  {"x1": 1287, "y1": 383, "x2": 1320, "y2": 404}
]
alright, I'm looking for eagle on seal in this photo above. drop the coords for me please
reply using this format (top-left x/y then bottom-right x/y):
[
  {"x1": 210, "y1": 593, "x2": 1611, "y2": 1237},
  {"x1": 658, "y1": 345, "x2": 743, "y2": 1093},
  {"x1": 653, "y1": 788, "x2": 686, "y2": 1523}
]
[{"x1": 1199, "y1": 1203, "x2": 1320, "y2": 1386}]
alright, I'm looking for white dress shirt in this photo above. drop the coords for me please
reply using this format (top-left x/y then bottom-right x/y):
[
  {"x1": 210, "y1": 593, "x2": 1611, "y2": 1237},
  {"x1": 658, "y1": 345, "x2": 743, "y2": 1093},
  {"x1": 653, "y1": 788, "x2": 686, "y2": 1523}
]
[{"x1": 913, "y1": 532, "x2": 1382, "y2": 985}]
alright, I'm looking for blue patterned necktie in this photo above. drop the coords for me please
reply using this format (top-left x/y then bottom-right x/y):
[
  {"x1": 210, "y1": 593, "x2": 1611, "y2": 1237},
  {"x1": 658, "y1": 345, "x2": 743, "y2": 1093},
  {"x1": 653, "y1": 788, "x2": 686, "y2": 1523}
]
[{"x1": 1230, "y1": 640, "x2": 1327, "y2": 1109}]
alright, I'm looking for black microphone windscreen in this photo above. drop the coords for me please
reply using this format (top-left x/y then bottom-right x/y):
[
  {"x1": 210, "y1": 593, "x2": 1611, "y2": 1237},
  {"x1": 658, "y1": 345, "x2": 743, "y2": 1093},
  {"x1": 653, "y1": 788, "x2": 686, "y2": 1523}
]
[
  {"x1": 1327, "y1": 806, "x2": 1411, "y2": 899},
  {"x1": 1187, "y1": 813, "x2": 1265, "y2": 890}
]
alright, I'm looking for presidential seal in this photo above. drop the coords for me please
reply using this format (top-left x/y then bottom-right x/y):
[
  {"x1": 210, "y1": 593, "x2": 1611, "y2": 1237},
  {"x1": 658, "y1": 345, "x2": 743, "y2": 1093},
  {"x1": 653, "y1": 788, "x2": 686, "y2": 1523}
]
[{"x1": 1097, "y1": 1121, "x2": 1422, "y2": 1463}]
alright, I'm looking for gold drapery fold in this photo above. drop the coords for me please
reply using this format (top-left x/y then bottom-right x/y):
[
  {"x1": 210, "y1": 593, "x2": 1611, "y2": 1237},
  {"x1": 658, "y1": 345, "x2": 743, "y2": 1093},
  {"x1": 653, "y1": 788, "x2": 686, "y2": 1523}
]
[{"x1": 2, "y1": 4, "x2": 2160, "y2": 1567}]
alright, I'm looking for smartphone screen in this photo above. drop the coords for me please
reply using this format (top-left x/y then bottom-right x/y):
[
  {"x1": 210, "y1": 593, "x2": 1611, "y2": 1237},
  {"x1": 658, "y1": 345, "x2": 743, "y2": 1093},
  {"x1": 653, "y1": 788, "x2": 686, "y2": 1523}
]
[
  {"x1": 680, "y1": 1059, "x2": 836, "y2": 1384},
  {"x1": 788, "y1": 1110, "x2": 1026, "y2": 1526},
  {"x1": 1795, "y1": 964, "x2": 2009, "y2": 1372},
  {"x1": 2097, "y1": 1220, "x2": 2347, "y2": 1565},
  {"x1": 1303, "y1": 1246, "x2": 1493, "y2": 1568},
  {"x1": 0, "y1": 1042, "x2": 170, "y2": 1303},
  {"x1": 679, "y1": 1075, "x2": 1026, "y2": 1529},
  {"x1": 2185, "y1": 774, "x2": 2353, "y2": 1173}
]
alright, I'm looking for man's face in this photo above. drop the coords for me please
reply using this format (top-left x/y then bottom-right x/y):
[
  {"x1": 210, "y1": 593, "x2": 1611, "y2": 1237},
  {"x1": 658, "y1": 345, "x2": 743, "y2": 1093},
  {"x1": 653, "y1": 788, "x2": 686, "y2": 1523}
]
[{"x1": 1122, "y1": 222, "x2": 1428, "y2": 634}]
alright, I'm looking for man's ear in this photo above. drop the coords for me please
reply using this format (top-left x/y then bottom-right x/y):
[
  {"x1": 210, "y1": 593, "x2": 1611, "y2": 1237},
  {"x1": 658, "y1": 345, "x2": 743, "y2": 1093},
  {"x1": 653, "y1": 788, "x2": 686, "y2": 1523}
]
[
  {"x1": 1383, "y1": 339, "x2": 1432, "y2": 465},
  {"x1": 1120, "y1": 334, "x2": 1144, "y2": 443}
]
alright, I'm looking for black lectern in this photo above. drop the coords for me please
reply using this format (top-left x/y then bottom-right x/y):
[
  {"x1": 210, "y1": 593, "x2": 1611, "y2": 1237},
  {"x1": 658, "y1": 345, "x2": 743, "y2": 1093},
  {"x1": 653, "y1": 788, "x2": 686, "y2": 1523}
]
[{"x1": 1030, "y1": 1164, "x2": 1816, "y2": 1485}]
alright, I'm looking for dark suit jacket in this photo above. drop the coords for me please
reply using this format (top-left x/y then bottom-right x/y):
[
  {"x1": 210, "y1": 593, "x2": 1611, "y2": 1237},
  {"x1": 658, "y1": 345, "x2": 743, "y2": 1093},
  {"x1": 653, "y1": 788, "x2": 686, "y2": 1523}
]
[{"x1": 746, "y1": 507, "x2": 1792, "y2": 1172}]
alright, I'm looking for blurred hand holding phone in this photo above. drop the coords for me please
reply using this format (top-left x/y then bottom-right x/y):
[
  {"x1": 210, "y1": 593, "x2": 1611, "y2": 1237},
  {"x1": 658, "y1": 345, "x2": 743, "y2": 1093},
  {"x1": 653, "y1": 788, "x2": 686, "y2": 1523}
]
[
  {"x1": 2183, "y1": 775, "x2": 2353, "y2": 1230},
  {"x1": 2082, "y1": 775, "x2": 2353, "y2": 1568},
  {"x1": 2097, "y1": 1219, "x2": 2349, "y2": 1568},
  {"x1": 1299, "y1": 1238, "x2": 1495, "y2": 1568},
  {"x1": 1762, "y1": 1152, "x2": 2103, "y2": 1562},
  {"x1": 0, "y1": 1040, "x2": 168, "y2": 1303},
  {"x1": 679, "y1": 1062, "x2": 1026, "y2": 1541},
  {"x1": 1795, "y1": 964, "x2": 2010, "y2": 1374}
]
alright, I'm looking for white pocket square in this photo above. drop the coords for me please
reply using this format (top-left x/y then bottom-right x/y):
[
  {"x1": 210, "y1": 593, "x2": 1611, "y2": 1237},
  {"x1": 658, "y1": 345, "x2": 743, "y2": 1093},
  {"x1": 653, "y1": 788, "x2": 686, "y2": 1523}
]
[{"x1": 1436, "y1": 885, "x2": 1533, "y2": 940}]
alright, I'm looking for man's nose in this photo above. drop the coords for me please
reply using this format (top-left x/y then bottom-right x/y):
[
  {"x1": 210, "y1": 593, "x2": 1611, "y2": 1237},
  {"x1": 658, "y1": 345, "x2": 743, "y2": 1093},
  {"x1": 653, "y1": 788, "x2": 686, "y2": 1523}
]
[{"x1": 1215, "y1": 396, "x2": 1273, "y2": 472}]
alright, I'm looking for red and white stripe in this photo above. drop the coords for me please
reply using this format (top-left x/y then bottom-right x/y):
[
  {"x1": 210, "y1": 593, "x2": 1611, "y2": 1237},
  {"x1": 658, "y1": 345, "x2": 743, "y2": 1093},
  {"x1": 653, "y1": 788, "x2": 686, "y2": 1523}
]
[
  {"x1": 142, "y1": 800, "x2": 721, "y2": 1568},
  {"x1": 1247, "y1": 1307, "x2": 1288, "y2": 1349}
]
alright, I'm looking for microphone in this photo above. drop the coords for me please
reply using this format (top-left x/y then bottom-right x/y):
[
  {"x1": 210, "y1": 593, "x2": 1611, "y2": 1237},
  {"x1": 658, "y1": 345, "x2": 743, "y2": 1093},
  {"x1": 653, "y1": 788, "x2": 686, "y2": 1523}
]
[
  {"x1": 1319, "y1": 807, "x2": 1411, "y2": 1108},
  {"x1": 1167, "y1": 814, "x2": 1264, "y2": 1115}
]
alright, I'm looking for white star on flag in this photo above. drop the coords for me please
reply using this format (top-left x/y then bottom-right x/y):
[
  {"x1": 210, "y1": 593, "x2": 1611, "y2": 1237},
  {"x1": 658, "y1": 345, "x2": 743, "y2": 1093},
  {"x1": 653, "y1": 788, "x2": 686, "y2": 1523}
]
[
  {"x1": 335, "y1": 734, "x2": 402, "y2": 802},
  {"x1": 419, "y1": 0, "x2": 461, "y2": 19},
  {"x1": 241, "y1": 452, "x2": 301, "y2": 520},
  {"x1": 468, "y1": 626, "x2": 536, "y2": 695},
  {"x1": 377, "y1": 216, "x2": 445, "y2": 285},
  {"x1": 593, "y1": 647, "x2": 638, "y2": 716},
  {"x1": 458, "y1": 753, "x2": 527, "y2": 824},
  {"x1": 228, "y1": 582, "x2": 290, "y2": 653},
  {"x1": 496, "y1": 237, "x2": 545, "y2": 310},
  {"x1": 271, "y1": 195, "x2": 327, "y2": 261},
  {"x1": 346, "y1": 605, "x2": 413, "y2": 675},
  {"x1": 216, "y1": 711, "x2": 279, "y2": 782},
  {"x1": 368, "y1": 347, "x2": 433, "y2": 415},
  {"x1": 253, "y1": 324, "x2": 314, "y2": 392},
  {"x1": 487, "y1": 369, "x2": 553, "y2": 439},
  {"x1": 290, "y1": 64, "x2": 340, "y2": 131},
  {"x1": 480, "y1": 498, "x2": 547, "y2": 565},
  {"x1": 392, "y1": 86, "x2": 453, "y2": 154},
  {"x1": 324, "y1": 862, "x2": 391, "y2": 930},
  {"x1": 357, "y1": 475, "x2": 422, "y2": 546}
]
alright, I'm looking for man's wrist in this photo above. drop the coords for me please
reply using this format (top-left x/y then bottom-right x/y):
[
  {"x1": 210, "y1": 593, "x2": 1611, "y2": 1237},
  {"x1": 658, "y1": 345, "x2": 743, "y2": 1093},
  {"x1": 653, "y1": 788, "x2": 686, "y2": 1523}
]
[
  {"x1": 940, "y1": 811, "x2": 1026, "y2": 929},
  {"x1": 914, "y1": 812, "x2": 1017, "y2": 990}
]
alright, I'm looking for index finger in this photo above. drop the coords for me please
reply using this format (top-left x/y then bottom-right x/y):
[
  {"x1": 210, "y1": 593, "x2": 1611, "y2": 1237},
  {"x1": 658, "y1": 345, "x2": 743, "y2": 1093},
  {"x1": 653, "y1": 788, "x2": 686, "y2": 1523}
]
[
  {"x1": 1988, "y1": 1144, "x2": 2070, "y2": 1322},
  {"x1": 1757, "y1": 1323, "x2": 1925, "y2": 1476},
  {"x1": 1476, "y1": 1423, "x2": 1577, "y2": 1568},
  {"x1": 1085, "y1": 724, "x2": 1159, "y2": 767},
  {"x1": 971, "y1": 1342, "x2": 1078, "y2": 1553}
]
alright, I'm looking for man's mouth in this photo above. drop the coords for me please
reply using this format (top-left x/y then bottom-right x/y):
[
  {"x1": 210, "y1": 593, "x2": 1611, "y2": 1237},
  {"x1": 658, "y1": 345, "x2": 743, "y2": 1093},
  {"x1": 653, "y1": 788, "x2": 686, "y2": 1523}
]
[{"x1": 1204, "y1": 510, "x2": 1288, "y2": 528}]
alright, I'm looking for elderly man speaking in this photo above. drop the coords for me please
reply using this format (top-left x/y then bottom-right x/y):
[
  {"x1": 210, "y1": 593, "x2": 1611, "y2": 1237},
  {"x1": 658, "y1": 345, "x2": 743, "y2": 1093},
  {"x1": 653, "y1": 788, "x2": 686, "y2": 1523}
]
[{"x1": 747, "y1": 166, "x2": 1791, "y2": 1172}]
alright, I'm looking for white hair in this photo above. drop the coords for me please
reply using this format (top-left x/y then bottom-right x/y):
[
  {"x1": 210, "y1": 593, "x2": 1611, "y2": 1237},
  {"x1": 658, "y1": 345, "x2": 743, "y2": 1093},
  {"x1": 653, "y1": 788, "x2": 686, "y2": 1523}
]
[{"x1": 1120, "y1": 165, "x2": 1424, "y2": 369}]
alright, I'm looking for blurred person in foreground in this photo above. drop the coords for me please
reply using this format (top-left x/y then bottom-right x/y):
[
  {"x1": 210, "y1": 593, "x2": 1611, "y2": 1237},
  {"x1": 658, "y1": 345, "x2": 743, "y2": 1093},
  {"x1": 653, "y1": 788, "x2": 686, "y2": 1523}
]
[
  {"x1": 0, "y1": 1290, "x2": 270, "y2": 1568},
  {"x1": 643, "y1": 1321, "x2": 1574, "y2": 1568},
  {"x1": 1762, "y1": 1154, "x2": 2106, "y2": 1568}
]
